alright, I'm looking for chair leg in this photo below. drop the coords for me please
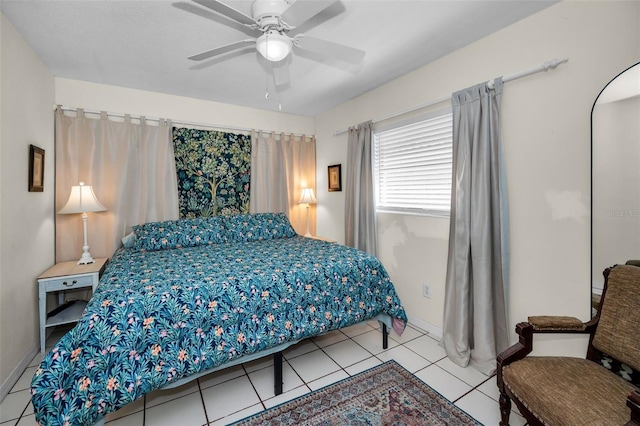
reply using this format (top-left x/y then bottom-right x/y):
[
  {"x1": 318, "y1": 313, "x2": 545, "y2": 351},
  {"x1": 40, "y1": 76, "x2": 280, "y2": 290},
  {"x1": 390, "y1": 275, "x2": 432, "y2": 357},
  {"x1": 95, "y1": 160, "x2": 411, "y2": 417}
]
[{"x1": 499, "y1": 391, "x2": 511, "y2": 426}]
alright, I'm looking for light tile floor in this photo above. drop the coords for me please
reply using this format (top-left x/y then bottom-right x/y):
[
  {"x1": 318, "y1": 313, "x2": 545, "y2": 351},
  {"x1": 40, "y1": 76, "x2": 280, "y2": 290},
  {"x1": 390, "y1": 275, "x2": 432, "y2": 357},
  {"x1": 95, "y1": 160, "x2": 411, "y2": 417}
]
[{"x1": 1, "y1": 321, "x2": 528, "y2": 425}]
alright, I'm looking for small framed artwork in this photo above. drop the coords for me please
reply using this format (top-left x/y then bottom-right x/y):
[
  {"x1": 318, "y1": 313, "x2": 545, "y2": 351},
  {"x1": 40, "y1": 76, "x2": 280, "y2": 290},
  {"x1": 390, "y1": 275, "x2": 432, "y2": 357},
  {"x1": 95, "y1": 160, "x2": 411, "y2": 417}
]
[
  {"x1": 29, "y1": 144, "x2": 45, "y2": 192},
  {"x1": 328, "y1": 164, "x2": 342, "y2": 192}
]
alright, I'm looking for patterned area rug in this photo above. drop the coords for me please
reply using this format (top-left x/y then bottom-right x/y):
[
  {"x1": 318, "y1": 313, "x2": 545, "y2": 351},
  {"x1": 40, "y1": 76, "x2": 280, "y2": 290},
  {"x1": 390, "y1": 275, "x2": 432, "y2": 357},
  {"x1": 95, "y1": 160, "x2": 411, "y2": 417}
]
[{"x1": 233, "y1": 360, "x2": 482, "y2": 425}]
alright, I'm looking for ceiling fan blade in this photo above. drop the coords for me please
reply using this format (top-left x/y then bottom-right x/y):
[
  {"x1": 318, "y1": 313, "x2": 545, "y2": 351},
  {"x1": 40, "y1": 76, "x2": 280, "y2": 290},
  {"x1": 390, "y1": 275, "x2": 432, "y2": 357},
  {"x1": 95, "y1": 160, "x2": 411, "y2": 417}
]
[
  {"x1": 192, "y1": 0, "x2": 258, "y2": 27},
  {"x1": 173, "y1": 2, "x2": 261, "y2": 37},
  {"x1": 188, "y1": 39, "x2": 256, "y2": 61},
  {"x1": 295, "y1": 35, "x2": 365, "y2": 65},
  {"x1": 280, "y1": 0, "x2": 338, "y2": 28}
]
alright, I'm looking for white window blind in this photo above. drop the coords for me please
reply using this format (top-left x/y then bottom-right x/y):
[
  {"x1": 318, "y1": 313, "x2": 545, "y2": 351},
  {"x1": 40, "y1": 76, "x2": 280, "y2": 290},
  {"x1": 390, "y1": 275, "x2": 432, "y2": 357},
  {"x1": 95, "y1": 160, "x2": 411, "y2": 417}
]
[{"x1": 374, "y1": 112, "x2": 453, "y2": 216}]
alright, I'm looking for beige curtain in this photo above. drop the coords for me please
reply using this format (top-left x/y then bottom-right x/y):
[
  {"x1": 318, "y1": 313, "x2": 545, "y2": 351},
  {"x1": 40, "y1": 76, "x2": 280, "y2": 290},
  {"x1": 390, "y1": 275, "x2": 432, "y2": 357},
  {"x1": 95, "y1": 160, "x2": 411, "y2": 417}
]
[
  {"x1": 250, "y1": 131, "x2": 316, "y2": 235},
  {"x1": 55, "y1": 108, "x2": 179, "y2": 262}
]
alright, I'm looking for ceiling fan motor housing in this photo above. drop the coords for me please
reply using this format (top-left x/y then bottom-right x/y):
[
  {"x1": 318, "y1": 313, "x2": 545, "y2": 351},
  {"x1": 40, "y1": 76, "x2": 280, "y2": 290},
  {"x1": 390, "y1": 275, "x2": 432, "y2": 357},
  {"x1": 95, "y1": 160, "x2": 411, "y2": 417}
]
[
  {"x1": 187, "y1": 0, "x2": 365, "y2": 67},
  {"x1": 252, "y1": 0, "x2": 289, "y2": 29}
]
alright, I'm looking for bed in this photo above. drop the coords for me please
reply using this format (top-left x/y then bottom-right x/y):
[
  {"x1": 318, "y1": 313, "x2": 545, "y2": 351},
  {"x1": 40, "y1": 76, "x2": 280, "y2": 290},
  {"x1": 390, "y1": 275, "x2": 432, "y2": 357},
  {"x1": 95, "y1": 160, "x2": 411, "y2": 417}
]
[{"x1": 30, "y1": 213, "x2": 408, "y2": 426}]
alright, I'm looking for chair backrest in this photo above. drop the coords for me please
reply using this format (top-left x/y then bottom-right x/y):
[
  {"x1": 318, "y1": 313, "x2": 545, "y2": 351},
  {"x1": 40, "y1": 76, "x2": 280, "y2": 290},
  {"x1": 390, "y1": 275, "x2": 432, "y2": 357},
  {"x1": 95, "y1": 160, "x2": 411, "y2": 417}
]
[{"x1": 592, "y1": 264, "x2": 640, "y2": 374}]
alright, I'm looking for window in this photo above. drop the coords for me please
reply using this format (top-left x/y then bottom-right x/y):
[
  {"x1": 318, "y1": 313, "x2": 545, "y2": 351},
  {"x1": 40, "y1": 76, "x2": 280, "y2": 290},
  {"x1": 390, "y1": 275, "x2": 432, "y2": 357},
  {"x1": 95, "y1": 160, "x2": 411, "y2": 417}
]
[{"x1": 373, "y1": 111, "x2": 453, "y2": 216}]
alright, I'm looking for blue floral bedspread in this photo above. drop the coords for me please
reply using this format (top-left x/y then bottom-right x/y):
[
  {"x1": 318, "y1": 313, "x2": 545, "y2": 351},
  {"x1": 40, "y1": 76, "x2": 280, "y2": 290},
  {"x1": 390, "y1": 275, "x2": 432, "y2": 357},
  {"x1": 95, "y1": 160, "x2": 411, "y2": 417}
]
[{"x1": 31, "y1": 235, "x2": 407, "y2": 425}]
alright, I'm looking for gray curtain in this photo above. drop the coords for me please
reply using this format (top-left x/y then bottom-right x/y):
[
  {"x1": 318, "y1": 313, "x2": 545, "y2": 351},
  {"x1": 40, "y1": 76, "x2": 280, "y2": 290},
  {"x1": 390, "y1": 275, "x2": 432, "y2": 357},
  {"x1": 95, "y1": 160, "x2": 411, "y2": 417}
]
[
  {"x1": 345, "y1": 121, "x2": 377, "y2": 255},
  {"x1": 441, "y1": 78, "x2": 510, "y2": 375}
]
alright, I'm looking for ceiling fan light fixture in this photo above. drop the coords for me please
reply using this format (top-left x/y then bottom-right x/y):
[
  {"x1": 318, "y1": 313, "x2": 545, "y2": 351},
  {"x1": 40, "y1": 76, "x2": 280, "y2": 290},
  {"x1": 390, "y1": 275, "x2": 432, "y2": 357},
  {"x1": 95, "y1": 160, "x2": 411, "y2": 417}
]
[{"x1": 256, "y1": 31, "x2": 292, "y2": 62}]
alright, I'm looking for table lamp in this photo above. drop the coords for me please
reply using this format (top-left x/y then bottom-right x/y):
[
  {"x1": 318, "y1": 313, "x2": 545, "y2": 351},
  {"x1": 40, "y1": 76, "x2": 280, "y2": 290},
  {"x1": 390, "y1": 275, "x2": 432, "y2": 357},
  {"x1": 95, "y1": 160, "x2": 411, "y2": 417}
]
[
  {"x1": 298, "y1": 188, "x2": 317, "y2": 237},
  {"x1": 58, "y1": 182, "x2": 106, "y2": 264}
]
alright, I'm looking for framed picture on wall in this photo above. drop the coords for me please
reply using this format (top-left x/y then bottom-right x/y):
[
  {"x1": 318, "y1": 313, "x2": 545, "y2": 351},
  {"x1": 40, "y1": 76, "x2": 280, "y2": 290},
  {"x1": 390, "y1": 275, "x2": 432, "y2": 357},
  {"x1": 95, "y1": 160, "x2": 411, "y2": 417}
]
[
  {"x1": 29, "y1": 144, "x2": 45, "y2": 192},
  {"x1": 328, "y1": 164, "x2": 342, "y2": 192}
]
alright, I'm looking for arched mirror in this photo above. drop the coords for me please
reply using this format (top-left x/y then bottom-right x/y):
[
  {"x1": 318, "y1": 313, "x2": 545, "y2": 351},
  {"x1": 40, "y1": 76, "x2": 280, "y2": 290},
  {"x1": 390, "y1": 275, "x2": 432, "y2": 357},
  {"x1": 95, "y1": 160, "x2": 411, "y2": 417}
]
[{"x1": 591, "y1": 62, "x2": 640, "y2": 314}]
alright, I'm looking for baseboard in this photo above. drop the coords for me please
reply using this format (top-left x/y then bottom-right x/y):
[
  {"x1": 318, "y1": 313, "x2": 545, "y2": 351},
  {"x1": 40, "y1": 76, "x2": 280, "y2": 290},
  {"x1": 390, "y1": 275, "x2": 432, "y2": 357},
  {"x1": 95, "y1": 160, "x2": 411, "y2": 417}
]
[
  {"x1": 406, "y1": 314, "x2": 443, "y2": 340},
  {"x1": 0, "y1": 340, "x2": 40, "y2": 404}
]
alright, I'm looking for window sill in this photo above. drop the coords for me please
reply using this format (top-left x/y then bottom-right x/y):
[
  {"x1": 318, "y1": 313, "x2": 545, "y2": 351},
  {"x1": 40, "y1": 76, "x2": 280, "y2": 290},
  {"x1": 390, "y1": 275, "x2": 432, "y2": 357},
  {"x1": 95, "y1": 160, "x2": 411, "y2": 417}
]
[{"x1": 376, "y1": 209, "x2": 450, "y2": 219}]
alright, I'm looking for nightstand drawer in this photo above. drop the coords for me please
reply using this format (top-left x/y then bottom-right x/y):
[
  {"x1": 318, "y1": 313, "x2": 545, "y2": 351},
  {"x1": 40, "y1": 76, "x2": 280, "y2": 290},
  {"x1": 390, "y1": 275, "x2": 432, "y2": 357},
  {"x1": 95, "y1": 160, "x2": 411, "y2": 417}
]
[{"x1": 44, "y1": 274, "x2": 94, "y2": 292}]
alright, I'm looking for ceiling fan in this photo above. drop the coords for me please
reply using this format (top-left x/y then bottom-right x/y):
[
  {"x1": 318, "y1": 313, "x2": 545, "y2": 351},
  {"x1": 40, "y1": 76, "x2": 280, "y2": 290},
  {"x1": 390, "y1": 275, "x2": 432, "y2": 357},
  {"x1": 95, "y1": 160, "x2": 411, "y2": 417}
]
[{"x1": 185, "y1": 0, "x2": 366, "y2": 67}]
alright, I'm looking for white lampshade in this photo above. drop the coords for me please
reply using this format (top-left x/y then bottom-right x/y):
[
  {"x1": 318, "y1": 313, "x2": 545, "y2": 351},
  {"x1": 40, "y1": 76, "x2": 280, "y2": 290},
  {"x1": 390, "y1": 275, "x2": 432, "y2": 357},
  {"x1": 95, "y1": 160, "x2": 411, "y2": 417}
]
[
  {"x1": 58, "y1": 182, "x2": 106, "y2": 214},
  {"x1": 58, "y1": 182, "x2": 106, "y2": 264},
  {"x1": 256, "y1": 30, "x2": 292, "y2": 62},
  {"x1": 298, "y1": 188, "x2": 317, "y2": 205}
]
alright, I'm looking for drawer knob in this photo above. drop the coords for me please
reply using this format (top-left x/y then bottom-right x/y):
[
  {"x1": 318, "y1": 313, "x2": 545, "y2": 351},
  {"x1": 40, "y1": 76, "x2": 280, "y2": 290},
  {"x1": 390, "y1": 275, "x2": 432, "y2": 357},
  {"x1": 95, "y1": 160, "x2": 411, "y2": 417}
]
[{"x1": 63, "y1": 280, "x2": 78, "y2": 287}]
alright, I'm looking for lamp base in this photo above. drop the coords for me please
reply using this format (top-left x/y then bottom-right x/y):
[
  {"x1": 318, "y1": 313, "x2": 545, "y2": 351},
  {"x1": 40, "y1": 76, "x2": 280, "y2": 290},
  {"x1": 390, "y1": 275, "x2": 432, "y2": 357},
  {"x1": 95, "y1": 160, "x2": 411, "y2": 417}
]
[
  {"x1": 78, "y1": 255, "x2": 95, "y2": 265},
  {"x1": 78, "y1": 245, "x2": 95, "y2": 265}
]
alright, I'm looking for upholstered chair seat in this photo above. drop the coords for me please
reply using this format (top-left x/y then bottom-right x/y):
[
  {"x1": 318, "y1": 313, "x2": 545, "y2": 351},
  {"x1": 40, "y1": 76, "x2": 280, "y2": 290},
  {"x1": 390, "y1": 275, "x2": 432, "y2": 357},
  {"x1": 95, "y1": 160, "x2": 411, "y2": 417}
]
[
  {"x1": 503, "y1": 356, "x2": 638, "y2": 425},
  {"x1": 497, "y1": 264, "x2": 640, "y2": 425}
]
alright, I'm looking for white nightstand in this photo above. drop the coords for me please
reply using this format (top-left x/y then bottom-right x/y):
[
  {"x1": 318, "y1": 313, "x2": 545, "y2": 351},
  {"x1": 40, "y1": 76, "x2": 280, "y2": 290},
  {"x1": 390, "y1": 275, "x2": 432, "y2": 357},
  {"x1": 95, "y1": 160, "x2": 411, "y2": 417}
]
[{"x1": 37, "y1": 258, "x2": 108, "y2": 353}]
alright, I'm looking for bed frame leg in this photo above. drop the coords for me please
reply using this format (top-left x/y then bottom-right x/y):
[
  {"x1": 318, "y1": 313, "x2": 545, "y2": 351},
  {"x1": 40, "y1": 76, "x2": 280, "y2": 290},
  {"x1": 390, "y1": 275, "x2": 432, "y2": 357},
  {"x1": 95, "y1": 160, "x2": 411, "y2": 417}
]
[
  {"x1": 273, "y1": 351, "x2": 283, "y2": 396},
  {"x1": 382, "y1": 323, "x2": 388, "y2": 349}
]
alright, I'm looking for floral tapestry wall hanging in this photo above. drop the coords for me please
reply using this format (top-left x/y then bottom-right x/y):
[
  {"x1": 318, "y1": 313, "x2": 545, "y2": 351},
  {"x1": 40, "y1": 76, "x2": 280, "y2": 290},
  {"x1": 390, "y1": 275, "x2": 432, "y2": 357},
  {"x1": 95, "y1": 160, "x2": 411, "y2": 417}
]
[{"x1": 173, "y1": 127, "x2": 251, "y2": 218}]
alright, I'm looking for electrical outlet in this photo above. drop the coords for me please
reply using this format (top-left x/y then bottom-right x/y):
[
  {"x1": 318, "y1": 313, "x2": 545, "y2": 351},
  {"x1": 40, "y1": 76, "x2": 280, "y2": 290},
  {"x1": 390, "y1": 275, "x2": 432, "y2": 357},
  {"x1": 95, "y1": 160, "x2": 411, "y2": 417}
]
[{"x1": 423, "y1": 284, "x2": 431, "y2": 298}]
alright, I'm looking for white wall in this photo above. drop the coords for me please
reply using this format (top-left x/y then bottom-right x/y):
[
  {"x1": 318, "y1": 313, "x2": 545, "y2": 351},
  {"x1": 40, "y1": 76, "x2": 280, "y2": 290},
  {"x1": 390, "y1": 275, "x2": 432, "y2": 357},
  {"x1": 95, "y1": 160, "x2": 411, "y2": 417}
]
[
  {"x1": 55, "y1": 78, "x2": 315, "y2": 136},
  {"x1": 316, "y1": 1, "x2": 640, "y2": 353},
  {"x1": 0, "y1": 13, "x2": 55, "y2": 394}
]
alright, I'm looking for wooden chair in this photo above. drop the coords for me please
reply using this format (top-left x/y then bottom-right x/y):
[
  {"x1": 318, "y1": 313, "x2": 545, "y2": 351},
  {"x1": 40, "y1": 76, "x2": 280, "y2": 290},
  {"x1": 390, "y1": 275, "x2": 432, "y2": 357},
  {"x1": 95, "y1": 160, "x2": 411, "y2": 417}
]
[{"x1": 497, "y1": 263, "x2": 640, "y2": 425}]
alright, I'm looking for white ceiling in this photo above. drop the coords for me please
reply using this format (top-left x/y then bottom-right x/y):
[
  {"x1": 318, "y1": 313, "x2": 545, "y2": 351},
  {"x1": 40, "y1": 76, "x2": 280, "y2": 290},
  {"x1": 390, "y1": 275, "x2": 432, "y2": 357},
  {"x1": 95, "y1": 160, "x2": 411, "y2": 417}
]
[{"x1": 1, "y1": 0, "x2": 555, "y2": 116}]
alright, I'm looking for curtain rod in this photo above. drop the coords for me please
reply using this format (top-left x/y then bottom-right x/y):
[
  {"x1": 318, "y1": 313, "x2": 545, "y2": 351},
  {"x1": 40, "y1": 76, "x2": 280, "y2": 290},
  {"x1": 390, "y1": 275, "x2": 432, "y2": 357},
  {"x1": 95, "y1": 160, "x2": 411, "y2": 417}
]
[
  {"x1": 54, "y1": 105, "x2": 313, "y2": 139},
  {"x1": 334, "y1": 57, "x2": 569, "y2": 136}
]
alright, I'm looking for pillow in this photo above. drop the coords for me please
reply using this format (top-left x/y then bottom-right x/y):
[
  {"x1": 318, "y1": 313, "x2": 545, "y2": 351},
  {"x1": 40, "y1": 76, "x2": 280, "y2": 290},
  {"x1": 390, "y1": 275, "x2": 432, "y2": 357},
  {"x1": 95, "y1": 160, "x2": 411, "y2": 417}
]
[
  {"x1": 223, "y1": 212, "x2": 297, "y2": 242},
  {"x1": 132, "y1": 216, "x2": 227, "y2": 251},
  {"x1": 121, "y1": 232, "x2": 135, "y2": 249}
]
